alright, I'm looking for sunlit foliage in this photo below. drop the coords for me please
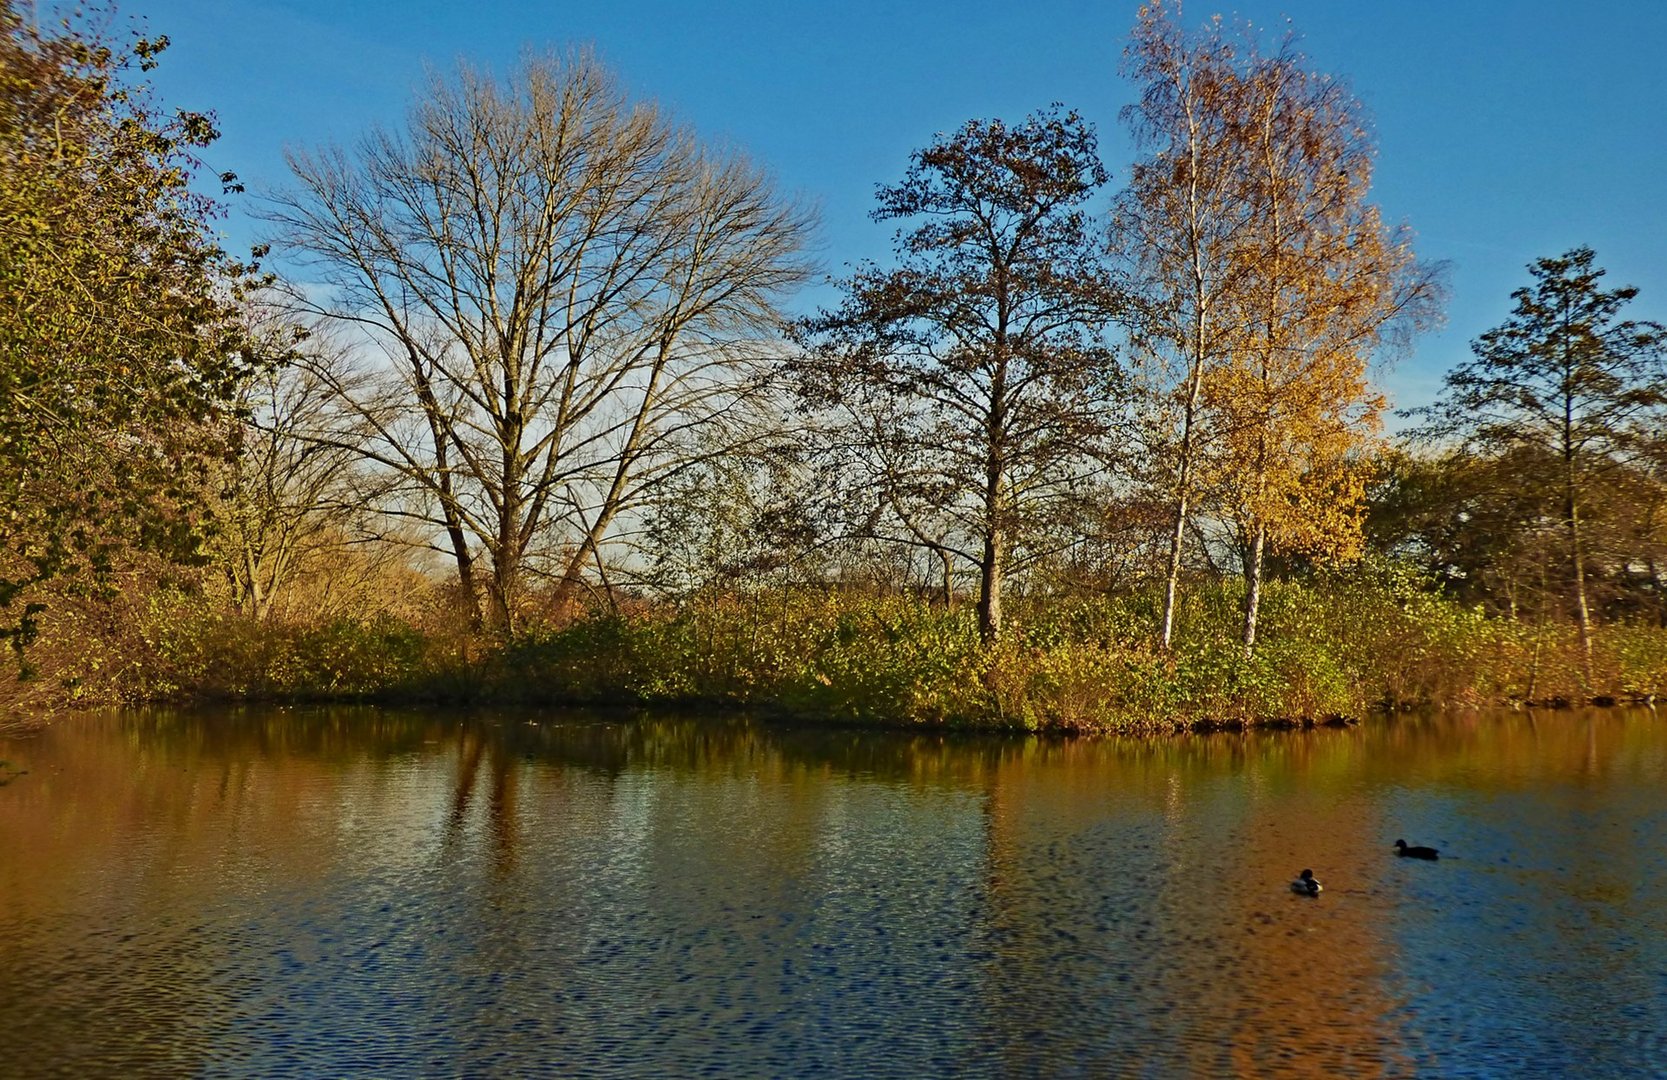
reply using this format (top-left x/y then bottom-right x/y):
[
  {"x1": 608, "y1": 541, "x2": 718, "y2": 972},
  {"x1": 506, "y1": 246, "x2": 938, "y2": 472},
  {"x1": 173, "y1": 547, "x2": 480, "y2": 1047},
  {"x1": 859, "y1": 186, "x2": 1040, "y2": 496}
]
[{"x1": 0, "y1": 1, "x2": 260, "y2": 670}]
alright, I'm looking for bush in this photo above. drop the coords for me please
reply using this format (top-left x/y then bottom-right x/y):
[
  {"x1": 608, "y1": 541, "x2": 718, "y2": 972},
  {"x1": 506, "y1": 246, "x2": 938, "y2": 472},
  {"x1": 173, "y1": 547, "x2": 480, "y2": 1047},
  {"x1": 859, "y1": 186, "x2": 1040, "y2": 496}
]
[
  {"x1": 27, "y1": 558, "x2": 1666, "y2": 730},
  {"x1": 132, "y1": 599, "x2": 427, "y2": 702}
]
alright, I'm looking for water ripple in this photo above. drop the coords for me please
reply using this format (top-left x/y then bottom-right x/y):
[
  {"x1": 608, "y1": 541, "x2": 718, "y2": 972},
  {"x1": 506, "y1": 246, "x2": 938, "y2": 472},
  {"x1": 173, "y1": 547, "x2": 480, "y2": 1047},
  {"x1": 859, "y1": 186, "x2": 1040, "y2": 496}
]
[{"x1": 1, "y1": 708, "x2": 1664, "y2": 1076}]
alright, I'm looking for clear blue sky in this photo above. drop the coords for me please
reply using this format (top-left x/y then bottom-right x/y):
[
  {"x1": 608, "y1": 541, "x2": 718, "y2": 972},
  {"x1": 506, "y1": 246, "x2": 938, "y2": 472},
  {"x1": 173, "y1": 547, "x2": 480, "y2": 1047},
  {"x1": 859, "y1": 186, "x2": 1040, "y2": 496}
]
[{"x1": 130, "y1": 0, "x2": 1667, "y2": 415}]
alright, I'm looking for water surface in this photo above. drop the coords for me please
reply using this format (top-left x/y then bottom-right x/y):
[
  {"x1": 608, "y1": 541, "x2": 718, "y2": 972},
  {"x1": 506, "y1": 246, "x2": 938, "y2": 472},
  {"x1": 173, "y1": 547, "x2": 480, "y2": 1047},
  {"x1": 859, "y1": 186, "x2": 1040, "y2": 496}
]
[{"x1": 3, "y1": 707, "x2": 1665, "y2": 1077}]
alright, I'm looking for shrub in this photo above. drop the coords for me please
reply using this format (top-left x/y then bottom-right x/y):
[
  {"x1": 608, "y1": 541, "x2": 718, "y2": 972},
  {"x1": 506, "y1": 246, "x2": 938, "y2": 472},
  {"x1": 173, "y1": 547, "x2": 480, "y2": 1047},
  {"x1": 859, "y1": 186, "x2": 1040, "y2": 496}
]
[{"x1": 32, "y1": 557, "x2": 1667, "y2": 730}]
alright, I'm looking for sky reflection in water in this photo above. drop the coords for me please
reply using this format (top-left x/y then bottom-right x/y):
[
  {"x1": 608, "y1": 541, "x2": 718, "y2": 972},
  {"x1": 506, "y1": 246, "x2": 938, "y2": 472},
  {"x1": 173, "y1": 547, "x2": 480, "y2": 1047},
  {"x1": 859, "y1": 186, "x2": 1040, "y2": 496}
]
[{"x1": 3, "y1": 707, "x2": 1666, "y2": 1077}]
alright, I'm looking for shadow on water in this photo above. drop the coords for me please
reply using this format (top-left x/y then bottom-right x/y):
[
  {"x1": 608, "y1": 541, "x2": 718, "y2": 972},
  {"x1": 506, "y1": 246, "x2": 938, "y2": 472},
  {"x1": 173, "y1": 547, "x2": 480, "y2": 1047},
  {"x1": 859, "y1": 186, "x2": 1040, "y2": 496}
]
[{"x1": 2, "y1": 705, "x2": 1665, "y2": 1076}]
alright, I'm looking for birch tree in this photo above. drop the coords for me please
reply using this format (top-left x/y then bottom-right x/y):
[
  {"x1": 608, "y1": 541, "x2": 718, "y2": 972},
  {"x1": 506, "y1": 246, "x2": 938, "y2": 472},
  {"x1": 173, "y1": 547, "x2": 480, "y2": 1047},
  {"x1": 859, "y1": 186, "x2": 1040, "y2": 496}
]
[
  {"x1": 268, "y1": 51, "x2": 812, "y2": 631},
  {"x1": 1116, "y1": 4, "x2": 1440, "y2": 654},
  {"x1": 1214, "y1": 32, "x2": 1443, "y2": 656},
  {"x1": 1113, "y1": 1, "x2": 1258, "y2": 649}
]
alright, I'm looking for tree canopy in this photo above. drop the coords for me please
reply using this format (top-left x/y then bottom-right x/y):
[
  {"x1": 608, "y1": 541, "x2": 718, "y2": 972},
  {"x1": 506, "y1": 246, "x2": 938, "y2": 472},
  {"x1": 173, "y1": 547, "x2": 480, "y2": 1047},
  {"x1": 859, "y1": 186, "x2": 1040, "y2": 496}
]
[
  {"x1": 796, "y1": 107, "x2": 1120, "y2": 642},
  {"x1": 269, "y1": 50, "x2": 813, "y2": 632}
]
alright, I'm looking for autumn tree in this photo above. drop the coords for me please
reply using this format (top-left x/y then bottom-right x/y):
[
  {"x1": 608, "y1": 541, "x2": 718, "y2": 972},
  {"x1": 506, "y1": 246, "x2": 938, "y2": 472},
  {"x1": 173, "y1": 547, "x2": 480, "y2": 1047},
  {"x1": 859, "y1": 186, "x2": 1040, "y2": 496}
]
[
  {"x1": 1210, "y1": 28, "x2": 1442, "y2": 656},
  {"x1": 796, "y1": 108, "x2": 1119, "y2": 643},
  {"x1": 1113, "y1": 2, "x2": 1262, "y2": 649},
  {"x1": 1116, "y1": 5, "x2": 1439, "y2": 654},
  {"x1": 0, "y1": 2, "x2": 257, "y2": 662},
  {"x1": 268, "y1": 50, "x2": 812, "y2": 633},
  {"x1": 1417, "y1": 247, "x2": 1667, "y2": 677}
]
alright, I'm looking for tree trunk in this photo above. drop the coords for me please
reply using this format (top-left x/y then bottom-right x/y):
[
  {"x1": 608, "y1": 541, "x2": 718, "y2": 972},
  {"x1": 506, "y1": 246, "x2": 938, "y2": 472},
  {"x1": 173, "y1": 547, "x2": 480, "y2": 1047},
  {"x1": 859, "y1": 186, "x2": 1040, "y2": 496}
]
[
  {"x1": 938, "y1": 546, "x2": 954, "y2": 610},
  {"x1": 1162, "y1": 103, "x2": 1213, "y2": 652},
  {"x1": 1567, "y1": 493, "x2": 1595, "y2": 687},
  {"x1": 489, "y1": 519, "x2": 522, "y2": 636},
  {"x1": 447, "y1": 522, "x2": 481, "y2": 629},
  {"x1": 977, "y1": 326, "x2": 1009, "y2": 645},
  {"x1": 237, "y1": 535, "x2": 267, "y2": 622},
  {"x1": 1160, "y1": 489, "x2": 1190, "y2": 650},
  {"x1": 979, "y1": 414, "x2": 1005, "y2": 644},
  {"x1": 1242, "y1": 521, "x2": 1266, "y2": 658},
  {"x1": 1157, "y1": 370, "x2": 1199, "y2": 652},
  {"x1": 413, "y1": 353, "x2": 481, "y2": 629},
  {"x1": 978, "y1": 530, "x2": 1003, "y2": 643},
  {"x1": 1559, "y1": 315, "x2": 1593, "y2": 688}
]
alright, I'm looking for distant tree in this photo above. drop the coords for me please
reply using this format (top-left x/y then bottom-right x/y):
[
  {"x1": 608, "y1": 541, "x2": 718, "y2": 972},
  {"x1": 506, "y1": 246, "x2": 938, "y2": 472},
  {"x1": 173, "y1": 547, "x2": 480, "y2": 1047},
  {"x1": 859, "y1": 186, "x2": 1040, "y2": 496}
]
[
  {"x1": 1369, "y1": 441, "x2": 1667, "y2": 627},
  {"x1": 638, "y1": 445, "x2": 817, "y2": 599},
  {"x1": 1587, "y1": 447, "x2": 1667, "y2": 625},
  {"x1": 0, "y1": 2, "x2": 257, "y2": 663},
  {"x1": 217, "y1": 314, "x2": 410, "y2": 623},
  {"x1": 1626, "y1": 432, "x2": 1667, "y2": 626},
  {"x1": 1368, "y1": 446, "x2": 1563, "y2": 617},
  {"x1": 1416, "y1": 247, "x2": 1667, "y2": 677},
  {"x1": 796, "y1": 108, "x2": 1120, "y2": 642},
  {"x1": 269, "y1": 50, "x2": 813, "y2": 633}
]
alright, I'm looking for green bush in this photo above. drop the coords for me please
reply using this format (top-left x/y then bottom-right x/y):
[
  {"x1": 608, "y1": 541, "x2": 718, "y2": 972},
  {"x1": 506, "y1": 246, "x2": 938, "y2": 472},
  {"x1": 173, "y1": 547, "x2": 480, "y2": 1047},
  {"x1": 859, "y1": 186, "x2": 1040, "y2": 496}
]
[{"x1": 131, "y1": 599, "x2": 427, "y2": 702}]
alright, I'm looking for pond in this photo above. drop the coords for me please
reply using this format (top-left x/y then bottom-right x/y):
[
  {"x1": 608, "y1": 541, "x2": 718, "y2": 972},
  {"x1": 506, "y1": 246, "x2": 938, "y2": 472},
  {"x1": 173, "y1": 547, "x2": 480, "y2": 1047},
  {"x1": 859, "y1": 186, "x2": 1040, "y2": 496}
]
[{"x1": 2, "y1": 707, "x2": 1666, "y2": 1077}]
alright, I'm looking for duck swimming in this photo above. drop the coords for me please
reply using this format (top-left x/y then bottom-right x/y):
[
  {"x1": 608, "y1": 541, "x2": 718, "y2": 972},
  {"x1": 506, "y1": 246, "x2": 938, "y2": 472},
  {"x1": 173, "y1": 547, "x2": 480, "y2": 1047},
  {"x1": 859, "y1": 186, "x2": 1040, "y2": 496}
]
[
  {"x1": 1394, "y1": 839, "x2": 1440, "y2": 860},
  {"x1": 1290, "y1": 868, "x2": 1322, "y2": 896}
]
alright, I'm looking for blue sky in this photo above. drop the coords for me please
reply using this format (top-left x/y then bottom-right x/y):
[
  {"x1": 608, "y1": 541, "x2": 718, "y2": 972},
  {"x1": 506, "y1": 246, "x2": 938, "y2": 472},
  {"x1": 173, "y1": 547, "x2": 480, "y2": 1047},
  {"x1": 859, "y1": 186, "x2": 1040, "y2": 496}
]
[{"x1": 130, "y1": 0, "x2": 1667, "y2": 414}]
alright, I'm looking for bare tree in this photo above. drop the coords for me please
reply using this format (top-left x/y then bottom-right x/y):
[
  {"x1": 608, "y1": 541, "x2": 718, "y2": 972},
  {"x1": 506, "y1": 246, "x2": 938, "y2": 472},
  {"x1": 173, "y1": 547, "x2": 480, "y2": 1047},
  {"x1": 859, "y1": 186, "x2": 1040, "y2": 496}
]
[
  {"x1": 266, "y1": 50, "x2": 813, "y2": 631},
  {"x1": 222, "y1": 326, "x2": 345, "y2": 622},
  {"x1": 219, "y1": 316, "x2": 423, "y2": 623}
]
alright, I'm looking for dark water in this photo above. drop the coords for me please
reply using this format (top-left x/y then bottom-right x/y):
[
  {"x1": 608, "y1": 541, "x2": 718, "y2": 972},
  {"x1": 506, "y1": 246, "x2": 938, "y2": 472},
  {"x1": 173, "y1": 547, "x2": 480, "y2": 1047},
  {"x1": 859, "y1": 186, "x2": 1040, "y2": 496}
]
[{"x1": 3, "y1": 707, "x2": 1666, "y2": 1077}]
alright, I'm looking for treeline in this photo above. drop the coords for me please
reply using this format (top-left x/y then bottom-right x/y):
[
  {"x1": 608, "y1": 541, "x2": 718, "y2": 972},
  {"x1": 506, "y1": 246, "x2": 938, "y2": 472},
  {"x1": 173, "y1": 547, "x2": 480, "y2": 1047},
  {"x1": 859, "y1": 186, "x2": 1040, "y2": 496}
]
[{"x1": 3, "y1": 2, "x2": 1664, "y2": 726}]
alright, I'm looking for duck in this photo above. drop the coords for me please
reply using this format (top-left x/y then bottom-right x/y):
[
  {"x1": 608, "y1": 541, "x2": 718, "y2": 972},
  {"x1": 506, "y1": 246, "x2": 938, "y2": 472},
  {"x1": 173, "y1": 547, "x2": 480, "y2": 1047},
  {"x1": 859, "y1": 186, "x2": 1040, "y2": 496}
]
[
  {"x1": 1393, "y1": 839, "x2": 1440, "y2": 860},
  {"x1": 1290, "y1": 868, "x2": 1322, "y2": 896}
]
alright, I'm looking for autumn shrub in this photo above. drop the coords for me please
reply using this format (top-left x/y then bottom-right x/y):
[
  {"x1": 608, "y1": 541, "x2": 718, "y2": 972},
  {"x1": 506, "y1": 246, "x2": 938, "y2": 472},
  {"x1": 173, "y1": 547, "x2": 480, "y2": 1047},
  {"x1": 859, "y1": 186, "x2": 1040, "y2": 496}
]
[
  {"x1": 1301, "y1": 557, "x2": 1491, "y2": 706},
  {"x1": 0, "y1": 581, "x2": 159, "y2": 710},
  {"x1": 1011, "y1": 639, "x2": 1141, "y2": 730},
  {"x1": 758, "y1": 594, "x2": 985, "y2": 724},
  {"x1": 0, "y1": 568, "x2": 221, "y2": 710},
  {"x1": 487, "y1": 614, "x2": 652, "y2": 702}
]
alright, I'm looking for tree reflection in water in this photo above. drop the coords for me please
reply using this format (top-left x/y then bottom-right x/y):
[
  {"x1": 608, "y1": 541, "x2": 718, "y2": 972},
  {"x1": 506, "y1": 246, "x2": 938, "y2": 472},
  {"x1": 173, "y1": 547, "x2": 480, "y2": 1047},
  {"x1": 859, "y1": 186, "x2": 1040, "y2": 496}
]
[{"x1": 1, "y1": 707, "x2": 1665, "y2": 1076}]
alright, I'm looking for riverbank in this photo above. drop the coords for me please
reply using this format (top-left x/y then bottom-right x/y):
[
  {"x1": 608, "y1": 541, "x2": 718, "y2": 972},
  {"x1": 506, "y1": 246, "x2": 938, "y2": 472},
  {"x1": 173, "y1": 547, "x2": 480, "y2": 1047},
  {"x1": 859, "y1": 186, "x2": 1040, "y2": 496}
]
[{"x1": 17, "y1": 564, "x2": 1662, "y2": 734}]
